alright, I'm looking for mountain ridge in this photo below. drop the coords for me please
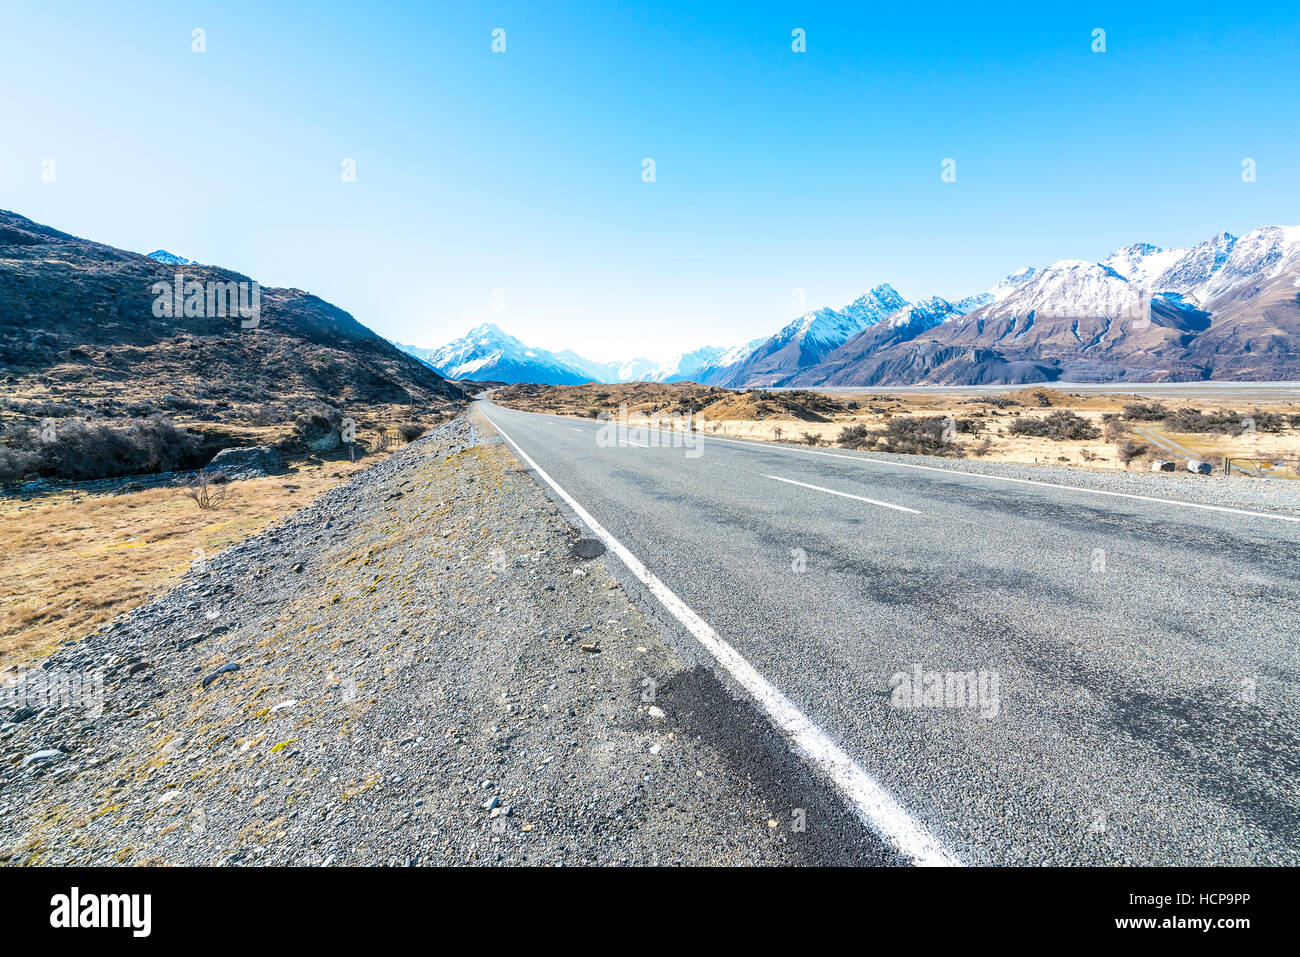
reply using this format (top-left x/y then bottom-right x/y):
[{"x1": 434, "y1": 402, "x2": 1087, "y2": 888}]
[{"x1": 411, "y1": 222, "x2": 1299, "y2": 387}]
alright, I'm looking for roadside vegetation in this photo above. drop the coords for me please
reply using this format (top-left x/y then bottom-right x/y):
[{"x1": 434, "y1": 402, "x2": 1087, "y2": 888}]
[
  {"x1": 0, "y1": 448, "x2": 386, "y2": 666},
  {"x1": 494, "y1": 381, "x2": 1300, "y2": 474}
]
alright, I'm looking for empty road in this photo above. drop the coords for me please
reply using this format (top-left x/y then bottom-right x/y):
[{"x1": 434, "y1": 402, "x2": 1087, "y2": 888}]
[{"x1": 479, "y1": 398, "x2": 1300, "y2": 865}]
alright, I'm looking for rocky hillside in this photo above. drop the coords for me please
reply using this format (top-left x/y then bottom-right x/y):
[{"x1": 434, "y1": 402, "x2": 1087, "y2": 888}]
[{"x1": 0, "y1": 210, "x2": 466, "y2": 432}]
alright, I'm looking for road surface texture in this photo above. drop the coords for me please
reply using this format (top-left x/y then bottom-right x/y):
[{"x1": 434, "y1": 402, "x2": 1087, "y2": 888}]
[{"x1": 480, "y1": 398, "x2": 1300, "y2": 866}]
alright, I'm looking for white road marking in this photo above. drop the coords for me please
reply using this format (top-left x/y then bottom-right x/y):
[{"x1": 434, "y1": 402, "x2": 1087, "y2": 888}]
[
  {"x1": 533, "y1": 411, "x2": 1300, "y2": 525},
  {"x1": 764, "y1": 474, "x2": 921, "y2": 514},
  {"x1": 569, "y1": 428, "x2": 584, "y2": 433},
  {"x1": 618, "y1": 438, "x2": 648, "y2": 448},
  {"x1": 483, "y1": 410, "x2": 960, "y2": 867}
]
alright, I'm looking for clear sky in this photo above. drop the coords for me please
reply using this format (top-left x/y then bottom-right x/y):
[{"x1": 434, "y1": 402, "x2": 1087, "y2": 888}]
[{"x1": 2, "y1": 1, "x2": 1297, "y2": 361}]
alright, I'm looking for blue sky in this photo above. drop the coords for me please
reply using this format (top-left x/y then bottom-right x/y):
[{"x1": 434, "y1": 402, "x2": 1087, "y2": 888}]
[{"x1": 2, "y1": 1, "x2": 1297, "y2": 361}]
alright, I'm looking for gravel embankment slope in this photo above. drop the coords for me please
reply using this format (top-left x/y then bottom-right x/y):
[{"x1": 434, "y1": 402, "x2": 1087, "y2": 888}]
[{"x1": 0, "y1": 413, "x2": 884, "y2": 866}]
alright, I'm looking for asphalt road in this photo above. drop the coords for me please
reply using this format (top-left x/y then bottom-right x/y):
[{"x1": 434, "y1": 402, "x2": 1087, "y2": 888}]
[{"x1": 479, "y1": 399, "x2": 1300, "y2": 865}]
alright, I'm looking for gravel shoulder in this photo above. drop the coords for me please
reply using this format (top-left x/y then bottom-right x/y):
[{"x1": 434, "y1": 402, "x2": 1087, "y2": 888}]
[{"x1": 0, "y1": 412, "x2": 885, "y2": 866}]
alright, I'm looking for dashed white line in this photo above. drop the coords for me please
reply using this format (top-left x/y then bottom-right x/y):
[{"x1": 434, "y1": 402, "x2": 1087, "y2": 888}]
[
  {"x1": 525, "y1": 409, "x2": 1299, "y2": 525},
  {"x1": 483, "y1": 409, "x2": 960, "y2": 867},
  {"x1": 764, "y1": 474, "x2": 921, "y2": 514}
]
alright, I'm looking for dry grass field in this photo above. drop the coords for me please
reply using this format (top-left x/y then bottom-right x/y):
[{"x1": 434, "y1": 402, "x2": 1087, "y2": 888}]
[{"x1": 0, "y1": 449, "x2": 386, "y2": 668}]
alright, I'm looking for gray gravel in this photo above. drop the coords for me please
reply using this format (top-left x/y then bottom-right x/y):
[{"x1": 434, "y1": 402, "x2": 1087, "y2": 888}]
[{"x1": 0, "y1": 412, "x2": 886, "y2": 866}]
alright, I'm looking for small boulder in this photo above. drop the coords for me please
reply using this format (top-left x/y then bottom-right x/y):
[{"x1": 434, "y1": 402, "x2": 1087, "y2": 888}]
[
  {"x1": 204, "y1": 446, "x2": 282, "y2": 480},
  {"x1": 201, "y1": 662, "x2": 241, "y2": 689},
  {"x1": 21, "y1": 749, "x2": 63, "y2": 768}
]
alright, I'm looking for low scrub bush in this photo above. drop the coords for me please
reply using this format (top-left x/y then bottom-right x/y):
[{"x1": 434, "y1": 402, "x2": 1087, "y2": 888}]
[
  {"x1": 1121, "y1": 402, "x2": 1170, "y2": 421},
  {"x1": 0, "y1": 416, "x2": 205, "y2": 484},
  {"x1": 838, "y1": 416, "x2": 965, "y2": 457},
  {"x1": 1007, "y1": 410, "x2": 1101, "y2": 441}
]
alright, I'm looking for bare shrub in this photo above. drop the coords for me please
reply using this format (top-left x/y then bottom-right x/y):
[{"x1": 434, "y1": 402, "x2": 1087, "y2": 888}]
[
  {"x1": 181, "y1": 471, "x2": 231, "y2": 510},
  {"x1": 1102, "y1": 413, "x2": 1127, "y2": 442},
  {"x1": 1117, "y1": 440, "x2": 1149, "y2": 466},
  {"x1": 837, "y1": 424, "x2": 870, "y2": 447}
]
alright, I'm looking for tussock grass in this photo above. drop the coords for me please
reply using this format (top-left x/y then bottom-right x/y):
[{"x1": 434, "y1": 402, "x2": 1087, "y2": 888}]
[{"x1": 0, "y1": 454, "x2": 380, "y2": 666}]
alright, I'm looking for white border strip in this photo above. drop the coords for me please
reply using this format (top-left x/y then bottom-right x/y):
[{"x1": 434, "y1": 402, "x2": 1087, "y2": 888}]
[{"x1": 484, "y1": 410, "x2": 960, "y2": 867}]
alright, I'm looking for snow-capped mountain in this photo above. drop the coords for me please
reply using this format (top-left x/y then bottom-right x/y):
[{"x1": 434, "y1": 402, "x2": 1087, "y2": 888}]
[
  {"x1": 550, "y1": 351, "x2": 622, "y2": 384},
  {"x1": 146, "y1": 249, "x2": 192, "y2": 265},
  {"x1": 655, "y1": 346, "x2": 726, "y2": 382},
  {"x1": 700, "y1": 283, "x2": 908, "y2": 386},
  {"x1": 1101, "y1": 243, "x2": 1186, "y2": 286},
  {"x1": 404, "y1": 324, "x2": 591, "y2": 384},
  {"x1": 1152, "y1": 226, "x2": 1300, "y2": 304},
  {"x1": 972, "y1": 260, "x2": 1144, "y2": 320},
  {"x1": 789, "y1": 224, "x2": 1300, "y2": 385},
  {"x1": 685, "y1": 337, "x2": 768, "y2": 384},
  {"x1": 400, "y1": 327, "x2": 726, "y2": 385},
  {"x1": 789, "y1": 296, "x2": 964, "y2": 386},
  {"x1": 885, "y1": 295, "x2": 962, "y2": 330},
  {"x1": 950, "y1": 266, "x2": 1040, "y2": 313},
  {"x1": 406, "y1": 223, "x2": 1300, "y2": 388}
]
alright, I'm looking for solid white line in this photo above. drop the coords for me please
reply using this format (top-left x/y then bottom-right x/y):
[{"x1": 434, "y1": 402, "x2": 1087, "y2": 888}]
[
  {"x1": 764, "y1": 474, "x2": 921, "y2": 514},
  {"x1": 482, "y1": 409, "x2": 959, "y2": 867},
  {"x1": 569, "y1": 428, "x2": 584, "y2": 433},
  {"x1": 522, "y1": 411, "x2": 1299, "y2": 525}
]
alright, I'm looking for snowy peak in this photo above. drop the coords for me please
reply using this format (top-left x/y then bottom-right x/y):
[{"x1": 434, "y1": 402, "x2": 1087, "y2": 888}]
[
  {"x1": 1151, "y1": 231, "x2": 1238, "y2": 301},
  {"x1": 1102, "y1": 243, "x2": 1187, "y2": 285},
  {"x1": 776, "y1": 283, "x2": 908, "y2": 351},
  {"x1": 990, "y1": 266, "x2": 1040, "y2": 301},
  {"x1": 408, "y1": 327, "x2": 728, "y2": 385},
  {"x1": 654, "y1": 345, "x2": 725, "y2": 382},
  {"x1": 410, "y1": 222, "x2": 1300, "y2": 388},
  {"x1": 416, "y1": 325, "x2": 587, "y2": 383},
  {"x1": 952, "y1": 266, "x2": 1040, "y2": 314},
  {"x1": 1153, "y1": 225, "x2": 1300, "y2": 305},
  {"x1": 840, "y1": 283, "x2": 910, "y2": 330},
  {"x1": 888, "y1": 296, "x2": 958, "y2": 329},
  {"x1": 977, "y1": 259, "x2": 1141, "y2": 319}
]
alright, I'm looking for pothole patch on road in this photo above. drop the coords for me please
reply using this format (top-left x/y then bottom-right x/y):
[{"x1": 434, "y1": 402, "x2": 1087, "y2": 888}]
[{"x1": 571, "y1": 538, "x2": 606, "y2": 560}]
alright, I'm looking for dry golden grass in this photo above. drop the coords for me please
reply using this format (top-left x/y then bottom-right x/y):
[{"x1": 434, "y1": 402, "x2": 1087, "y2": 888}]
[
  {"x1": 0, "y1": 452, "x2": 386, "y2": 667},
  {"x1": 495, "y1": 382, "x2": 1300, "y2": 473}
]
